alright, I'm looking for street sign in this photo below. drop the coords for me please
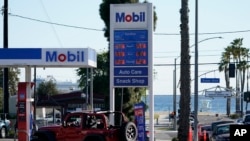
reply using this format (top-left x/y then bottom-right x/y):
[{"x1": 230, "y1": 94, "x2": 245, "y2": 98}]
[
  {"x1": 200, "y1": 78, "x2": 220, "y2": 83},
  {"x1": 205, "y1": 91, "x2": 232, "y2": 97}
]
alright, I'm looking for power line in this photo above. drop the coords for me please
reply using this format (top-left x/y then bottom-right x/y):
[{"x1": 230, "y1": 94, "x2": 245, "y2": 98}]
[
  {"x1": 154, "y1": 49, "x2": 222, "y2": 54},
  {"x1": 8, "y1": 13, "x2": 250, "y2": 35},
  {"x1": 154, "y1": 62, "x2": 220, "y2": 66},
  {"x1": 155, "y1": 30, "x2": 250, "y2": 36},
  {"x1": 154, "y1": 54, "x2": 221, "y2": 59},
  {"x1": 39, "y1": 0, "x2": 63, "y2": 47},
  {"x1": 155, "y1": 59, "x2": 250, "y2": 66},
  {"x1": 8, "y1": 13, "x2": 104, "y2": 31}
]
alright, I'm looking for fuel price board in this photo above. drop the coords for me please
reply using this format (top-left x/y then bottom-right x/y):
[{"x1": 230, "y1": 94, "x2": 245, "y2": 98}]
[
  {"x1": 114, "y1": 30, "x2": 148, "y2": 66},
  {"x1": 113, "y1": 30, "x2": 148, "y2": 86}
]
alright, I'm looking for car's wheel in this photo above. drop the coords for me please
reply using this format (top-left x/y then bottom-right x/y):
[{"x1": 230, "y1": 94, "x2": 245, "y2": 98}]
[
  {"x1": 122, "y1": 122, "x2": 138, "y2": 141},
  {"x1": 0, "y1": 127, "x2": 7, "y2": 138}
]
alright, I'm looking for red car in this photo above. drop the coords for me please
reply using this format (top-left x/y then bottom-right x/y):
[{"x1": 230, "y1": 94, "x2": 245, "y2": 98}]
[
  {"x1": 198, "y1": 124, "x2": 211, "y2": 141},
  {"x1": 31, "y1": 111, "x2": 138, "y2": 141}
]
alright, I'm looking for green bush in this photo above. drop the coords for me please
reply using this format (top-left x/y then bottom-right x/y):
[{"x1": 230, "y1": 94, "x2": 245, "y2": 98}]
[
  {"x1": 172, "y1": 137, "x2": 178, "y2": 141},
  {"x1": 8, "y1": 129, "x2": 17, "y2": 138},
  {"x1": 230, "y1": 113, "x2": 240, "y2": 119}
]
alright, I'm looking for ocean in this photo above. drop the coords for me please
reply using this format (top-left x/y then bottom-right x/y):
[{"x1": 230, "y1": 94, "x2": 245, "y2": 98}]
[{"x1": 144, "y1": 95, "x2": 249, "y2": 114}]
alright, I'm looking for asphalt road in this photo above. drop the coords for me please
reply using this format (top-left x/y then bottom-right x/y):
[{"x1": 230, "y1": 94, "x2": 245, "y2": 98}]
[{"x1": 153, "y1": 113, "x2": 231, "y2": 141}]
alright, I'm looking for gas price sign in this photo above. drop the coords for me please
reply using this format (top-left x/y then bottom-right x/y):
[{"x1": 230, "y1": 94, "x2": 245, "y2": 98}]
[
  {"x1": 114, "y1": 30, "x2": 148, "y2": 66},
  {"x1": 113, "y1": 30, "x2": 148, "y2": 87}
]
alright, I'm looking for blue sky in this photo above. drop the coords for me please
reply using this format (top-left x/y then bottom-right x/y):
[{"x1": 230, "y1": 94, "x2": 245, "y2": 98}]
[{"x1": 0, "y1": 0, "x2": 250, "y2": 95}]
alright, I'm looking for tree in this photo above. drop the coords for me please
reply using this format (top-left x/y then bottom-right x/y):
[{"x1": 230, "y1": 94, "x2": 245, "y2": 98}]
[
  {"x1": 116, "y1": 87, "x2": 147, "y2": 120},
  {"x1": 233, "y1": 39, "x2": 249, "y2": 114},
  {"x1": 0, "y1": 67, "x2": 20, "y2": 96},
  {"x1": 219, "y1": 49, "x2": 231, "y2": 116},
  {"x1": 77, "y1": 51, "x2": 110, "y2": 108},
  {"x1": 219, "y1": 38, "x2": 249, "y2": 115},
  {"x1": 178, "y1": 0, "x2": 191, "y2": 140},
  {"x1": 0, "y1": 68, "x2": 20, "y2": 112},
  {"x1": 36, "y1": 79, "x2": 58, "y2": 101}
]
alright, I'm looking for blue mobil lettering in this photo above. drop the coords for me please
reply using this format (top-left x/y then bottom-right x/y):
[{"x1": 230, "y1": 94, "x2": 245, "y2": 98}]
[
  {"x1": 116, "y1": 12, "x2": 145, "y2": 22},
  {"x1": 46, "y1": 51, "x2": 84, "y2": 62}
]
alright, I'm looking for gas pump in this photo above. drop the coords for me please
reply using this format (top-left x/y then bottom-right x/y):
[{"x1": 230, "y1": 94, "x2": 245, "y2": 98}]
[{"x1": 17, "y1": 82, "x2": 34, "y2": 141}]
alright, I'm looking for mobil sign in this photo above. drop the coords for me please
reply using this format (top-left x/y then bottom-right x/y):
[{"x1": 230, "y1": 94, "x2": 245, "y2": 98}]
[
  {"x1": 0, "y1": 48, "x2": 97, "y2": 67},
  {"x1": 41, "y1": 48, "x2": 97, "y2": 67},
  {"x1": 45, "y1": 49, "x2": 85, "y2": 63},
  {"x1": 116, "y1": 12, "x2": 145, "y2": 23},
  {"x1": 111, "y1": 4, "x2": 148, "y2": 28}
]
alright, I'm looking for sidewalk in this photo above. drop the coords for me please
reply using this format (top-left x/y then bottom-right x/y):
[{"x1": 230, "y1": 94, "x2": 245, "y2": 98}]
[{"x1": 146, "y1": 112, "x2": 227, "y2": 141}]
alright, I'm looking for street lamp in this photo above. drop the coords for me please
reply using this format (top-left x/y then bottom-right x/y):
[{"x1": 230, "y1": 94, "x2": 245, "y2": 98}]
[
  {"x1": 173, "y1": 36, "x2": 222, "y2": 130},
  {"x1": 191, "y1": 36, "x2": 222, "y2": 48}
]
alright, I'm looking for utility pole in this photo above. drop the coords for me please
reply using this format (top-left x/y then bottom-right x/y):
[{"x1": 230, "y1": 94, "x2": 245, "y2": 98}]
[
  {"x1": 3, "y1": 0, "x2": 9, "y2": 114},
  {"x1": 173, "y1": 58, "x2": 177, "y2": 130},
  {"x1": 194, "y1": 0, "x2": 199, "y2": 140},
  {"x1": 34, "y1": 67, "x2": 37, "y2": 126},
  {"x1": 86, "y1": 68, "x2": 89, "y2": 110}
]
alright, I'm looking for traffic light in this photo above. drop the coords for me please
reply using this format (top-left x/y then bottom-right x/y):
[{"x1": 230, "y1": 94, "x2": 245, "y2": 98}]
[
  {"x1": 229, "y1": 63, "x2": 235, "y2": 78},
  {"x1": 244, "y1": 92, "x2": 250, "y2": 102}
]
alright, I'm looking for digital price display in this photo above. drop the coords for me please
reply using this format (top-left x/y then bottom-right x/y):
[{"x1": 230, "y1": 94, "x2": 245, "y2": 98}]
[{"x1": 114, "y1": 30, "x2": 148, "y2": 66}]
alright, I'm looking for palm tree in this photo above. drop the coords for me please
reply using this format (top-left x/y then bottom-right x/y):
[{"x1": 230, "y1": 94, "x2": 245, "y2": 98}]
[
  {"x1": 237, "y1": 46, "x2": 249, "y2": 115},
  {"x1": 230, "y1": 38, "x2": 248, "y2": 112},
  {"x1": 178, "y1": 0, "x2": 191, "y2": 140},
  {"x1": 219, "y1": 48, "x2": 231, "y2": 116},
  {"x1": 219, "y1": 38, "x2": 249, "y2": 115}
]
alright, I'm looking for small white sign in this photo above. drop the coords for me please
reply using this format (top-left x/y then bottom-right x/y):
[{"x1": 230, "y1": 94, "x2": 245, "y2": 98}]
[{"x1": 205, "y1": 91, "x2": 232, "y2": 97}]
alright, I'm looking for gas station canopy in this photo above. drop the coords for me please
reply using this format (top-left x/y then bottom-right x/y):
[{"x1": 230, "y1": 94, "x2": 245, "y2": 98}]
[
  {"x1": 0, "y1": 47, "x2": 97, "y2": 141},
  {"x1": 0, "y1": 48, "x2": 97, "y2": 67}
]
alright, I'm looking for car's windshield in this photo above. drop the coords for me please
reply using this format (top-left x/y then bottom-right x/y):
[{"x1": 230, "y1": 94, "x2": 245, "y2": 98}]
[
  {"x1": 211, "y1": 121, "x2": 233, "y2": 133},
  {"x1": 244, "y1": 115, "x2": 250, "y2": 122},
  {"x1": 216, "y1": 125, "x2": 230, "y2": 135}
]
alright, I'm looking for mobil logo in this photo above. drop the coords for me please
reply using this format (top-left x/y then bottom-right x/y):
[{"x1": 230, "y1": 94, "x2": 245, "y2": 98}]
[
  {"x1": 116, "y1": 12, "x2": 145, "y2": 23},
  {"x1": 46, "y1": 50, "x2": 84, "y2": 62}
]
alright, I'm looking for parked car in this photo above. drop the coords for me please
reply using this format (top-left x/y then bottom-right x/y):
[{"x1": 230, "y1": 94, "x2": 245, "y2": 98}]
[
  {"x1": 198, "y1": 124, "x2": 211, "y2": 141},
  {"x1": 211, "y1": 123, "x2": 237, "y2": 141},
  {"x1": 245, "y1": 111, "x2": 250, "y2": 114},
  {"x1": 209, "y1": 120, "x2": 234, "y2": 141},
  {"x1": 242, "y1": 114, "x2": 250, "y2": 125},
  {"x1": 0, "y1": 113, "x2": 11, "y2": 138},
  {"x1": 235, "y1": 117, "x2": 243, "y2": 124}
]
